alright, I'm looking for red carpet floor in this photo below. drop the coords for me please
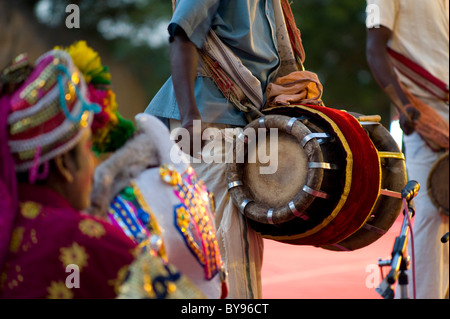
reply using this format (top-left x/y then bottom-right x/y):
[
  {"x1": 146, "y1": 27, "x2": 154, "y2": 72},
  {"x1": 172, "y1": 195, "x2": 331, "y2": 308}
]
[{"x1": 261, "y1": 215, "x2": 405, "y2": 299}]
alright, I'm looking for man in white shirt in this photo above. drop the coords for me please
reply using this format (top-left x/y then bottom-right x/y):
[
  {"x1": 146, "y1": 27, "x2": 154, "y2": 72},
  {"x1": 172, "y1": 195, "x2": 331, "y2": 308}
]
[{"x1": 366, "y1": 0, "x2": 449, "y2": 299}]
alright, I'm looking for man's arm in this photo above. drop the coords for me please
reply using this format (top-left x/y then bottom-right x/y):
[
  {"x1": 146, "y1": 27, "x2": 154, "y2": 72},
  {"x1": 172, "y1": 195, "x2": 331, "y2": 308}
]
[
  {"x1": 170, "y1": 27, "x2": 201, "y2": 127},
  {"x1": 366, "y1": 26, "x2": 420, "y2": 135},
  {"x1": 169, "y1": 27, "x2": 204, "y2": 156}
]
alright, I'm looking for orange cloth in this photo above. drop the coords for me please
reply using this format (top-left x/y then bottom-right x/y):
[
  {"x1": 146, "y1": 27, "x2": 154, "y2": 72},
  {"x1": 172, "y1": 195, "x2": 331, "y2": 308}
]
[
  {"x1": 265, "y1": 71, "x2": 324, "y2": 108},
  {"x1": 402, "y1": 86, "x2": 449, "y2": 151}
]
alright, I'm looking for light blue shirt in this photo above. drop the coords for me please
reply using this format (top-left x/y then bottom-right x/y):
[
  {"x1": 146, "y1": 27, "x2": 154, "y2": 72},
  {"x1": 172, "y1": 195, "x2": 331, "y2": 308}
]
[{"x1": 145, "y1": 0, "x2": 281, "y2": 126}]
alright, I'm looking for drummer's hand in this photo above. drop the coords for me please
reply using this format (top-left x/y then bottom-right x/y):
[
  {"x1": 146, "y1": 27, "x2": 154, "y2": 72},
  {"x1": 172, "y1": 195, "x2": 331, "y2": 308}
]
[
  {"x1": 177, "y1": 119, "x2": 207, "y2": 159},
  {"x1": 400, "y1": 104, "x2": 421, "y2": 135}
]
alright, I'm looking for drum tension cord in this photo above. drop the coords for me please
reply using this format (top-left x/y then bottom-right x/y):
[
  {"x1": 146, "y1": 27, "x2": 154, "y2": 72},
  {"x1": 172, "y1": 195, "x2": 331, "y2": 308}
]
[{"x1": 376, "y1": 180, "x2": 420, "y2": 299}]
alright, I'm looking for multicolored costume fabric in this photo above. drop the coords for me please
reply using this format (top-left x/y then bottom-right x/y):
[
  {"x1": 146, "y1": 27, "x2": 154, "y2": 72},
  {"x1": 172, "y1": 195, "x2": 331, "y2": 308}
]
[
  {"x1": 108, "y1": 186, "x2": 152, "y2": 245},
  {"x1": 90, "y1": 112, "x2": 227, "y2": 298},
  {"x1": 118, "y1": 249, "x2": 206, "y2": 299},
  {"x1": 112, "y1": 178, "x2": 208, "y2": 300},
  {"x1": 0, "y1": 46, "x2": 140, "y2": 299},
  {"x1": 0, "y1": 184, "x2": 136, "y2": 299},
  {"x1": 1, "y1": 42, "x2": 217, "y2": 299},
  {"x1": 107, "y1": 181, "x2": 168, "y2": 263},
  {"x1": 105, "y1": 164, "x2": 223, "y2": 288},
  {"x1": 161, "y1": 164, "x2": 222, "y2": 282}
]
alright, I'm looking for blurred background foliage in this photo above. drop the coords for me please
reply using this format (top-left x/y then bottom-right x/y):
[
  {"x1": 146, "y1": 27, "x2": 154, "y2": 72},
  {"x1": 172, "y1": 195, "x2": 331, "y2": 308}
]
[{"x1": 1, "y1": 0, "x2": 392, "y2": 126}]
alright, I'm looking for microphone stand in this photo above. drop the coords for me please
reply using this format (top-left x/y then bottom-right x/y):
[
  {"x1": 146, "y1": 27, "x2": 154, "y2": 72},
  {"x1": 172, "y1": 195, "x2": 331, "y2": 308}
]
[{"x1": 376, "y1": 181, "x2": 419, "y2": 299}]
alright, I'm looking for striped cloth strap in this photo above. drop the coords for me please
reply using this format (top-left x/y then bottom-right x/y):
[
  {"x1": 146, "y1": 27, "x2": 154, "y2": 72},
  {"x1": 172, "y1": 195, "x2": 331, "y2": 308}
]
[{"x1": 388, "y1": 47, "x2": 449, "y2": 103}]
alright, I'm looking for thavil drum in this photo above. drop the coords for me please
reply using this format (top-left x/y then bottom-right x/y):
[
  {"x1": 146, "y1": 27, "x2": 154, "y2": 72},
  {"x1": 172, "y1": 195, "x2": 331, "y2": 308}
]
[{"x1": 226, "y1": 104, "x2": 407, "y2": 251}]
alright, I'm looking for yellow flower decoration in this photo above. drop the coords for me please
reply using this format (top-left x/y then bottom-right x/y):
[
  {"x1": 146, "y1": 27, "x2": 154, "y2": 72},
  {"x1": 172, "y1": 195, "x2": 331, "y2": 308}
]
[
  {"x1": 79, "y1": 219, "x2": 106, "y2": 239},
  {"x1": 59, "y1": 243, "x2": 88, "y2": 271},
  {"x1": 20, "y1": 201, "x2": 42, "y2": 219},
  {"x1": 104, "y1": 89, "x2": 119, "y2": 119},
  {"x1": 55, "y1": 41, "x2": 109, "y2": 84},
  {"x1": 55, "y1": 40, "x2": 135, "y2": 154},
  {"x1": 47, "y1": 281, "x2": 74, "y2": 299}
]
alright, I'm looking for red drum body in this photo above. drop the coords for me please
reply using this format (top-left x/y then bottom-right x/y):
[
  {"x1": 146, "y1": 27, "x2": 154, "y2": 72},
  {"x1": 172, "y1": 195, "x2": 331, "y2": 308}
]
[{"x1": 226, "y1": 104, "x2": 407, "y2": 251}]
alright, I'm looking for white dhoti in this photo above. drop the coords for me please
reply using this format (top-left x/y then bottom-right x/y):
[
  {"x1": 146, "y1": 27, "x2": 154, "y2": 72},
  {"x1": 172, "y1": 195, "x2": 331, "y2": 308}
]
[{"x1": 404, "y1": 130, "x2": 449, "y2": 299}]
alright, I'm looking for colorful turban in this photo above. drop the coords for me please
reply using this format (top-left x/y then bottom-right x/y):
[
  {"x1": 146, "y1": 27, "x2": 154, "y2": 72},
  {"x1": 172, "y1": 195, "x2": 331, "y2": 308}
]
[{"x1": 6, "y1": 50, "x2": 100, "y2": 173}]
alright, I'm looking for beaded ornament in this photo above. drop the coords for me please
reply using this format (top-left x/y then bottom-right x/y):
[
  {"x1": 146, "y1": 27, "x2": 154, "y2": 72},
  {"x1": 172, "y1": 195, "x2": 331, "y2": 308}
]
[
  {"x1": 108, "y1": 181, "x2": 167, "y2": 261},
  {"x1": 160, "y1": 164, "x2": 223, "y2": 281}
]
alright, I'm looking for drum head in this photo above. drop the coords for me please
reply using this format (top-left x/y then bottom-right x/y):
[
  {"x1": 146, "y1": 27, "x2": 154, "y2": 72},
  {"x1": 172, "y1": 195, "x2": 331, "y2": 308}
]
[
  {"x1": 428, "y1": 151, "x2": 449, "y2": 216},
  {"x1": 227, "y1": 114, "x2": 325, "y2": 226},
  {"x1": 244, "y1": 131, "x2": 308, "y2": 208}
]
